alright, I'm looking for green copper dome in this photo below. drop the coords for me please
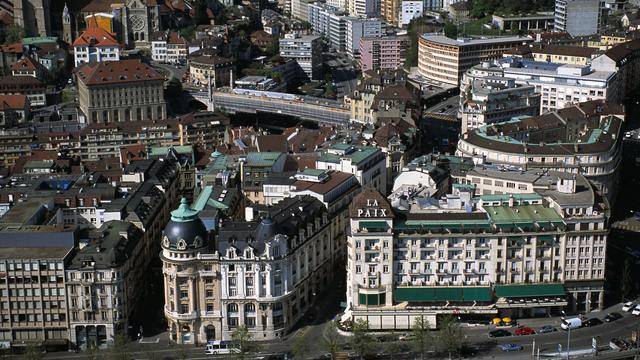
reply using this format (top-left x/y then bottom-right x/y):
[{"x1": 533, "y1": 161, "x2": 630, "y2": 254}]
[{"x1": 170, "y1": 197, "x2": 200, "y2": 222}]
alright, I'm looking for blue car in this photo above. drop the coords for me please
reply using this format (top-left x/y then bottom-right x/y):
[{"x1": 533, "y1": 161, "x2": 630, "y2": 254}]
[{"x1": 499, "y1": 343, "x2": 523, "y2": 352}]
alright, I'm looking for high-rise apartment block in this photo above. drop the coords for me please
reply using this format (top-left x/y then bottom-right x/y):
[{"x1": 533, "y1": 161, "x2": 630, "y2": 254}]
[
  {"x1": 279, "y1": 33, "x2": 323, "y2": 80},
  {"x1": 554, "y1": 0, "x2": 603, "y2": 36},
  {"x1": 359, "y1": 35, "x2": 409, "y2": 71}
]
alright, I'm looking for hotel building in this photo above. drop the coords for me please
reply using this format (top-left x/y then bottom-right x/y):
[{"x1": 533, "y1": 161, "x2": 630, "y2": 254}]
[{"x1": 345, "y1": 164, "x2": 608, "y2": 328}]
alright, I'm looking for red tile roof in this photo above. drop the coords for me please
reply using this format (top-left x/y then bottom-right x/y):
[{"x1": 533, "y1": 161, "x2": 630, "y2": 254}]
[
  {"x1": 0, "y1": 94, "x2": 28, "y2": 110},
  {"x1": 75, "y1": 59, "x2": 165, "y2": 86},
  {"x1": 10, "y1": 56, "x2": 39, "y2": 72},
  {"x1": 1, "y1": 42, "x2": 22, "y2": 54},
  {"x1": 73, "y1": 24, "x2": 118, "y2": 47}
]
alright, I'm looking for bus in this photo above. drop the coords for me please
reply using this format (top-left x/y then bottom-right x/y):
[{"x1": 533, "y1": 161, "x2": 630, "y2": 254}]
[{"x1": 204, "y1": 340, "x2": 240, "y2": 355}]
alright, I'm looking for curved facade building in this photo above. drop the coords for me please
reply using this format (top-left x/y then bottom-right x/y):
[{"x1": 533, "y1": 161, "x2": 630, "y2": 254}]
[
  {"x1": 161, "y1": 198, "x2": 220, "y2": 344},
  {"x1": 456, "y1": 100, "x2": 625, "y2": 200},
  {"x1": 417, "y1": 34, "x2": 532, "y2": 85}
]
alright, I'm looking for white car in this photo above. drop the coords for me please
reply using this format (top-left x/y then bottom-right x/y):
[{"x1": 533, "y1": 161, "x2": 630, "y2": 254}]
[
  {"x1": 632, "y1": 305, "x2": 640, "y2": 316},
  {"x1": 622, "y1": 301, "x2": 635, "y2": 312}
]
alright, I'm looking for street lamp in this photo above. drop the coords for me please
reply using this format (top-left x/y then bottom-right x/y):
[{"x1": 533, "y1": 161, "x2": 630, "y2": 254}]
[{"x1": 561, "y1": 311, "x2": 570, "y2": 360}]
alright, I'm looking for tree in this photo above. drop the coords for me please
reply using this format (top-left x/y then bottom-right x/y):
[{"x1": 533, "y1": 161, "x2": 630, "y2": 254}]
[
  {"x1": 193, "y1": 0, "x2": 210, "y2": 25},
  {"x1": 292, "y1": 333, "x2": 310, "y2": 359},
  {"x1": 385, "y1": 336, "x2": 404, "y2": 360},
  {"x1": 231, "y1": 325, "x2": 259, "y2": 360},
  {"x1": 351, "y1": 319, "x2": 372, "y2": 360},
  {"x1": 444, "y1": 22, "x2": 458, "y2": 39},
  {"x1": 436, "y1": 315, "x2": 464, "y2": 359},
  {"x1": 110, "y1": 334, "x2": 130, "y2": 360},
  {"x1": 165, "y1": 77, "x2": 183, "y2": 98},
  {"x1": 21, "y1": 344, "x2": 43, "y2": 360},
  {"x1": 175, "y1": 344, "x2": 189, "y2": 360},
  {"x1": 622, "y1": 257, "x2": 635, "y2": 301},
  {"x1": 86, "y1": 340, "x2": 101, "y2": 360},
  {"x1": 412, "y1": 315, "x2": 432, "y2": 360},
  {"x1": 3, "y1": 25, "x2": 25, "y2": 44},
  {"x1": 322, "y1": 321, "x2": 341, "y2": 359}
]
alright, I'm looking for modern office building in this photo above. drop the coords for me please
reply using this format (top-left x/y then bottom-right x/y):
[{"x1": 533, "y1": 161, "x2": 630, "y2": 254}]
[
  {"x1": 491, "y1": 13, "x2": 555, "y2": 31},
  {"x1": 554, "y1": 0, "x2": 603, "y2": 36},
  {"x1": 459, "y1": 63, "x2": 540, "y2": 133},
  {"x1": 345, "y1": 163, "x2": 608, "y2": 328},
  {"x1": 279, "y1": 33, "x2": 323, "y2": 80},
  {"x1": 456, "y1": 100, "x2": 624, "y2": 199},
  {"x1": 417, "y1": 34, "x2": 532, "y2": 85},
  {"x1": 0, "y1": 225, "x2": 76, "y2": 348},
  {"x1": 75, "y1": 59, "x2": 166, "y2": 124},
  {"x1": 346, "y1": 17, "x2": 384, "y2": 57},
  {"x1": 348, "y1": 0, "x2": 381, "y2": 18},
  {"x1": 359, "y1": 35, "x2": 409, "y2": 71},
  {"x1": 399, "y1": 0, "x2": 424, "y2": 26},
  {"x1": 500, "y1": 58, "x2": 619, "y2": 113}
]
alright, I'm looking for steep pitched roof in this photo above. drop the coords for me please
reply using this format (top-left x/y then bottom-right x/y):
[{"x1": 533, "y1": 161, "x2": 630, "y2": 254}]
[
  {"x1": 0, "y1": 94, "x2": 28, "y2": 110},
  {"x1": 10, "y1": 56, "x2": 40, "y2": 72},
  {"x1": 73, "y1": 23, "x2": 118, "y2": 47}
]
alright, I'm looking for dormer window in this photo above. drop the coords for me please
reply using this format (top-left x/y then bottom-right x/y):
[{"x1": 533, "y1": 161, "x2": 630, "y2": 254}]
[
  {"x1": 245, "y1": 249, "x2": 253, "y2": 259},
  {"x1": 227, "y1": 248, "x2": 235, "y2": 259}
]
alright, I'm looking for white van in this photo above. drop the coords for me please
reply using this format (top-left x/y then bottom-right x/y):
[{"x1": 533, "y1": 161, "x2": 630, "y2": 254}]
[
  {"x1": 560, "y1": 317, "x2": 582, "y2": 330},
  {"x1": 204, "y1": 340, "x2": 240, "y2": 355}
]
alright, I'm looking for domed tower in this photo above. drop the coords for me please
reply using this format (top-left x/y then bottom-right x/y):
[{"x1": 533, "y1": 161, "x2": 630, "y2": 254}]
[
  {"x1": 161, "y1": 198, "x2": 219, "y2": 345},
  {"x1": 162, "y1": 197, "x2": 208, "y2": 253}
]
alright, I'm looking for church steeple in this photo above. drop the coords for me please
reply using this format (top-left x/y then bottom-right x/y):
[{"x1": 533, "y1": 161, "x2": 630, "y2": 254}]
[{"x1": 62, "y1": 3, "x2": 72, "y2": 45}]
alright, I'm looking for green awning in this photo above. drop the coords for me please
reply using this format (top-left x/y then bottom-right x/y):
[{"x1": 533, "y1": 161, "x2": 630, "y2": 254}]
[
  {"x1": 495, "y1": 284, "x2": 566, "y2": 298},
  {"x1": 394, "y1": 287, "x2": 492, "y2": 302},
  {"x1": 358, "y1": 292, "x2": 385, "y2": 306},
  {"x1": 360, "y1": 221, "x2": 388, "y2": 229},
  {"x1": 537, "y1": 235, "x2": 555, "y2": 244}
]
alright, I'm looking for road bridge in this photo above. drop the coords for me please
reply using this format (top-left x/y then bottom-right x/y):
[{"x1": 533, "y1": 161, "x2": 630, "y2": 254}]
[{"x1": 190, "y1": 88, "x2": 350, "y2": 125}]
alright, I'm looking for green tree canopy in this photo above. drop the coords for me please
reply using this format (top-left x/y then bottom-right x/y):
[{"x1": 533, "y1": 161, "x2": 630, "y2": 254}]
[{"x1": 412, "y1": 315, "x2": 432, "y2": 360}]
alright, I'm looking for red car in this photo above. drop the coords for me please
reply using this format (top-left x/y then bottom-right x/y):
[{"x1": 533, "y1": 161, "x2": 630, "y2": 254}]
[{"x1": 515, "y1": 327, "x2": 535, "y2": 336}]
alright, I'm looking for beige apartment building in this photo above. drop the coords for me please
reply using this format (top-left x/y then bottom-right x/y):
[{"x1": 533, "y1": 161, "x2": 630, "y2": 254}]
[
  {"x1": 418, "y1": 34, "x2": 532, "y2": 85},
  {"x1": 75, "y1": 59, "x2": 166, "y2": 124}
]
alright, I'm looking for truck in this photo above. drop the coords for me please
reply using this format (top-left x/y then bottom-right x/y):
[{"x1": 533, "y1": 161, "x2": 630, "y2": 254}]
[{"x1": 560, "y1": 317, "x2": 582, "y2": 330}]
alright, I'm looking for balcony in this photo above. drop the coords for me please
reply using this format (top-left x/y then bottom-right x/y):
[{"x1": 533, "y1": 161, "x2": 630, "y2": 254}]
[{"x1": 164, "y1": 307, "x2": 198, "y2": 320}]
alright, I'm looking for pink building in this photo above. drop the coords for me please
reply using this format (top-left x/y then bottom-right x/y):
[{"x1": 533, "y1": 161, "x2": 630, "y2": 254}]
[{"x1": 359, "y1": 35, "x2": 409, "y2": 72}]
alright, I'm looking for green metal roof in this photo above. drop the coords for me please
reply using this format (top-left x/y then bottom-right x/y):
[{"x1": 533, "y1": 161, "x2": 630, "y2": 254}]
[
  {"x1": 192, "y1": 186, "x2": 230, "y2": 212},
  {"x1": 320, "y1": 145, "x2": 380, "y2": 165},
  {"x1": 485, "y1": 204, "x2": 563, "y2": 224},
  {"x1": 495, "y1": 284, "x2": 566, "y2": 298},
  {"x1": 149, "y1": 145, "x2": 194, "y2": 157},
  {"x1": 170, "y1": 198, "x2": 200, "y2": 222},
  {"x1": 246, "y1": 152, "x2": 283, "y2": 167},
  {"x1": 479, "y1": 193, "x2": 542, "y2": 202},
  {"x1": 22, "y1": 36, "x2": 58, "y2": 45},
  {"x1": 360, "y1": 221, "x2": 388, "y2": 229},
  {"x1": 394, "y1": 287, "x2": 492, "y2": 302}
]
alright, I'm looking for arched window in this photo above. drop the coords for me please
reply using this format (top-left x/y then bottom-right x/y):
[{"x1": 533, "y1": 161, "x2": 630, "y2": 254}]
[
  {"x1": 244, "y1": 303, "x2": 255, "y2": 312},
  {"x1": 140, "y1": 32, "x2": 145, "y2": 41},
  {"x1": 227, "y1": 303, "x2": 238, "y2": 313}
]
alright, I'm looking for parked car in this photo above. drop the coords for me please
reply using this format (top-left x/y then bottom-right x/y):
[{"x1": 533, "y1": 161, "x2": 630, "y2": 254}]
[
  {"x1": 398, "y1": 333, "x2": 415, "y2": 341},
  {"x1": 498, "y1": 343, "x2": 523, "y2": 352},
  {"x1": 604, "y1": 312, "x2": 623, "y2": 322},
  {"x1": 538, "y1": 325, "x2": 557, "y2": 334},
  {"x1": 583, "y1": 318, "x2": 603, "y2": 327},
  {"x1": 515, "y1": 327, "x2": 535, "y2": 336},
  {"x1": 622, "y1": 301, "x2": 635, "y2": 311},
  {"x1": 489, "y1": 329, "x2": 512, "y2": 338},
  {"x1": 633, "y1": 305, "x2": 640, "y2": 316}
]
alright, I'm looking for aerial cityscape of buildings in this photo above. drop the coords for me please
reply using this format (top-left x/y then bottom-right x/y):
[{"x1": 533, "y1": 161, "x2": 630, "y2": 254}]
[{"x1": 2, "y1": 0, "x2": 640, "y2": 359}]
